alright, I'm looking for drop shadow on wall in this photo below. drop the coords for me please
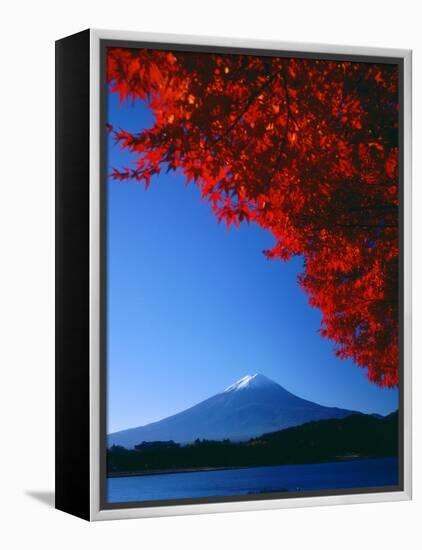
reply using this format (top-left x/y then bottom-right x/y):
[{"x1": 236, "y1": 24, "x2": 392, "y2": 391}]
[{"x1": 26, "y1": 491, "x2": 55, "y2": 508}]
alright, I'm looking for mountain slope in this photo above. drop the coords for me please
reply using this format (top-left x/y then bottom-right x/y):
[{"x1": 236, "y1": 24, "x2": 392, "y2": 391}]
[{"x1": 108, "y1": 374, "x2": 362, "y2": 448}]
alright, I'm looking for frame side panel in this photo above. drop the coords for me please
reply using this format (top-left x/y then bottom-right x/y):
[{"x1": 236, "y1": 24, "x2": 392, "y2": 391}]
[{"x1": 55, "y1": 29, "x2": 91, "y2": 521}]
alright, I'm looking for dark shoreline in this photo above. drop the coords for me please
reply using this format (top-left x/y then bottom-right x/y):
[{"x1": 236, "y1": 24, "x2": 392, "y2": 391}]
[
  {"x1": 107, "y1": 455, "x2": 389, "y2": 479},
  {"x1": 108, "y1": 464, "x2": 255, "y2": 478}
]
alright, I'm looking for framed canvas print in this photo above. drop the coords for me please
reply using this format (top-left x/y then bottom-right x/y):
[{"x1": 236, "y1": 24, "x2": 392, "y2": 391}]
[{"x1": 55, "y1": 29, "x2": 412, "y2": 521}]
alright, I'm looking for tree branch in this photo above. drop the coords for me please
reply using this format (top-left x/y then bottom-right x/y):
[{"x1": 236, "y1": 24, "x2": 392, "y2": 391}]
[{"x1": 212, "y1": 69, "x2": 282, "y2": 146}]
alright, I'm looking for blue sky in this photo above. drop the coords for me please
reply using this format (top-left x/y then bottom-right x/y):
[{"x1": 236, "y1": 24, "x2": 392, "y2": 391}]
[{"x1": 106, "y1": 92, "x2": 398, "y2": 434}]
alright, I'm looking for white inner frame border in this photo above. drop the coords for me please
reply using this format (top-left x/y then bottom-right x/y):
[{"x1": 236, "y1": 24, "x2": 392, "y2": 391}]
[{"x1": 89, "y1": 29, "x2": 412, "y2": 521}]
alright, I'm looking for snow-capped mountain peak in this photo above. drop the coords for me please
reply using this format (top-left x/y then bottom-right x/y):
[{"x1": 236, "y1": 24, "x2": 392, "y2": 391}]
[
  {"x1": 108, "y1": 372, "x2": 360, "y2": 447},
  {"x1": 223, "y1": 373, "x2": 277, "y2": 392}
]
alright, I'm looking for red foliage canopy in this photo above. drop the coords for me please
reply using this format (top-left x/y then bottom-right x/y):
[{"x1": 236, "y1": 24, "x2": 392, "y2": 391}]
[{"x1": 107, "y1": 47, "x2": 399, "y2": 387}]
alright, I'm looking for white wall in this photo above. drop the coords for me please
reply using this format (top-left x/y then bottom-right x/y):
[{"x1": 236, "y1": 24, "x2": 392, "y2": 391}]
[{"x1": 0, "y1": 1, "x2": 419, "y2": 548}]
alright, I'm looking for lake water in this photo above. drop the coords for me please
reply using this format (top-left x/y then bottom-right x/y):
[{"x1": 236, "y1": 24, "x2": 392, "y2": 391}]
[{"x1": 107, "y1": 456, "x2": 398, "y2": 503}]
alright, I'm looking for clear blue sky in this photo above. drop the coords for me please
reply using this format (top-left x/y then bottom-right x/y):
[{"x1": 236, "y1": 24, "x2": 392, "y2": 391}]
[{"x1": 106, "y1": 92, "x2": 398, "y2": 434}]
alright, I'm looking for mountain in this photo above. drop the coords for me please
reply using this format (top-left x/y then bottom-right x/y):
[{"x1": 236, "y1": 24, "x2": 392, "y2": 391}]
[{"x1": 108, "y1": 373, "x2": 363, "y2": 448}]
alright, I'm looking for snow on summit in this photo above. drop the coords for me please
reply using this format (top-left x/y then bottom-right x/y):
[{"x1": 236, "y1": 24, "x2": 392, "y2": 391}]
[{"x1": 223, "y1": 373, "x2": 277, "y2": 392}]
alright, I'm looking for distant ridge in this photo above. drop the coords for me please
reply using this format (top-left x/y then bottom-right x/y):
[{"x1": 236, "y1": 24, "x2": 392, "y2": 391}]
[
  {"x1": 107, "y1": 411, "x2": 399, "y2": 475},
  {"x1": 108, "y1": 373, "x2": 362, "y2": 448}
]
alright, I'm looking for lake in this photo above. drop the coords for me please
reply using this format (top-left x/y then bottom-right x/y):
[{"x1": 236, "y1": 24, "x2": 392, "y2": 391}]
[{"x1": 107, "y1": 456, "x2": 398, "y2": 503}]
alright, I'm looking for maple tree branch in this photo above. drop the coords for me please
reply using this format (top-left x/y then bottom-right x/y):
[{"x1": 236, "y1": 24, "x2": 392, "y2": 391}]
[
  {"x1": 212, "y1": 69, "x2": 282, "y2": 146},
  {"x1": 280, "y1": 64, "x2": 298, "y2": 130},
  {"x1": 333, "y1": 223, "x2": 397, "y2": 229},
  {"x1": 266, "y1": 63, "x2": 299, "y2": 191},
  {"x1": 356, "y1": 297, "x2": 397, "y2": 304},
  {"x1": 296, "y1": 208, "x2": 397, "y2": 230},
  {"x1": 346, "y1": 204, "x2": 398, "y2": 213}
]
